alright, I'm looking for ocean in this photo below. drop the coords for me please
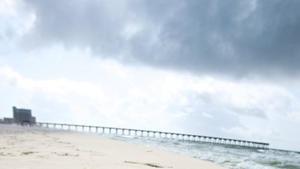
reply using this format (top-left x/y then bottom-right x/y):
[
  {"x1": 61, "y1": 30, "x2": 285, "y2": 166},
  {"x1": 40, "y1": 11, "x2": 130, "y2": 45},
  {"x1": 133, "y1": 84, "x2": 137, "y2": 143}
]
[{"x1": 111, "y1": 135, "x2": 300, "y2": 169}]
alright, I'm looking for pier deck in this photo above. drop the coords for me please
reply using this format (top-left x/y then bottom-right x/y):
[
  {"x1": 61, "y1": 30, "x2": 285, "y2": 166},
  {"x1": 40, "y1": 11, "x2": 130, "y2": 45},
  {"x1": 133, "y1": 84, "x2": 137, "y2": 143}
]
[{"x1": 35, "y1": 122, "x2": 269, "y2": 149}]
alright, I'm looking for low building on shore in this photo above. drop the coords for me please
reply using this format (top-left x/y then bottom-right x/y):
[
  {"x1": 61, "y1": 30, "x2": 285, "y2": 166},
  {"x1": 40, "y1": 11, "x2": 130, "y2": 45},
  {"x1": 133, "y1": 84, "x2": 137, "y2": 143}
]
[{"x1": 4, "y1": 118, "x2": 14, "y2": 124}]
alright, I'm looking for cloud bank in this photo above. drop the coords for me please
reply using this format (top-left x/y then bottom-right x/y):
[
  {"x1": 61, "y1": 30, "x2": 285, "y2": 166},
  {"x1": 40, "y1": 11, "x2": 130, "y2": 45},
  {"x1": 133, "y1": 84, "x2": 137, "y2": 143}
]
[{"x1": 23, "y1": 0, "x2": 300, "y2": 77}]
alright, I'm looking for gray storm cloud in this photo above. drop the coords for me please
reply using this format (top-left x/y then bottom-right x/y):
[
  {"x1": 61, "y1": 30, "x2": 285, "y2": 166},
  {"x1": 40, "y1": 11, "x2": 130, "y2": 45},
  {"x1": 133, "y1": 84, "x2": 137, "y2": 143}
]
[{"x1": 23, "y1": 0, "x2": 300, "y2": 77}]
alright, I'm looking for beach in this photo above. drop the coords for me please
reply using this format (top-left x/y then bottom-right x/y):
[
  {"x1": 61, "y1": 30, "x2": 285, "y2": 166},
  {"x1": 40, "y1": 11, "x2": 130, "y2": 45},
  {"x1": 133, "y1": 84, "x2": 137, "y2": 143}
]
[{"x1": 0, "y1": 125, "x2": 224, "y2": 169}]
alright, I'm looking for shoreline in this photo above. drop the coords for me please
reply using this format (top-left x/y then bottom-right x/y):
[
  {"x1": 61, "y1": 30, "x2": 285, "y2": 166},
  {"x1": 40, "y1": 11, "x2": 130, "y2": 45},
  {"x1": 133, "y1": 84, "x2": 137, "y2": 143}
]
[{"x1": 0, "y1": 124, "x2": 224, "y2": 169}]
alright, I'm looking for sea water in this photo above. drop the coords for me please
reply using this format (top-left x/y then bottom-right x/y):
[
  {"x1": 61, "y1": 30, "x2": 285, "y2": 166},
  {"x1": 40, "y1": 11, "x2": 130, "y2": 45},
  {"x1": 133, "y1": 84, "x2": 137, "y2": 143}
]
[{"x1": 110, "y1": 135, "x2": 300, "y2": 169}]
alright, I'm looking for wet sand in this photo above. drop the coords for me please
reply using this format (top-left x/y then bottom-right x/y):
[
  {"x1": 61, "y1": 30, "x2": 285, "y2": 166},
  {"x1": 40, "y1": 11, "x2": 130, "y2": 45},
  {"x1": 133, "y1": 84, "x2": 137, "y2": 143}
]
[{"x1": 0, "y1": 124, "x2": 224, "y2": 169}]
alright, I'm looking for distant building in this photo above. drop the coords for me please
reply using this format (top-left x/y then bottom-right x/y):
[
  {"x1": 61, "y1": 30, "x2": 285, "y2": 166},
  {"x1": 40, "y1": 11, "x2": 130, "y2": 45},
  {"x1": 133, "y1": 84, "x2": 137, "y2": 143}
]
[
  {"x1": 12, "y1": 106, "x2": 36, "y2": 125},
  {"x1": 3, "y1": 117, "x2": 14, "y2": 124},
  {"x1": 0, "y1": 106, "x2": 36, "y2": 125}
]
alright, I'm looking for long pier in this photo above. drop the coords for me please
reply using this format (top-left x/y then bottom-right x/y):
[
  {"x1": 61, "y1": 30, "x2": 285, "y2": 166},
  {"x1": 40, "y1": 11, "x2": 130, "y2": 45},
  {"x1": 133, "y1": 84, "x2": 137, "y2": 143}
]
[{"x1": 35, "y1": 122, "x2": 269, "y2": 149}]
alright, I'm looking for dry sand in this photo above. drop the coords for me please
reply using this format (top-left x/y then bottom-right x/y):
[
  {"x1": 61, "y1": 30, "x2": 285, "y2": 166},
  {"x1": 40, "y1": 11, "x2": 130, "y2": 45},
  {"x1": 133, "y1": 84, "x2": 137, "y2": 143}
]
[{"x1": 0, "y1": 124, "x2": 224, "y2": 169}]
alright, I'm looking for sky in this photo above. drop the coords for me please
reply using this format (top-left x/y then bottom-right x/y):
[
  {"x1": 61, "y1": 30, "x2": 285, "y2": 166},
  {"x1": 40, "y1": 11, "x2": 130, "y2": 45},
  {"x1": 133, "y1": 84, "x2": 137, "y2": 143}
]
[{"x1": 0, "y1": 0, "x2": 300, "y2": 151}]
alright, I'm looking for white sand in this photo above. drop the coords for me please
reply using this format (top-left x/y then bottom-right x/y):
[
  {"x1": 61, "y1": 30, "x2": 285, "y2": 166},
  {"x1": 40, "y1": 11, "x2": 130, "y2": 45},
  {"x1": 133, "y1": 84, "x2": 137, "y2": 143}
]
[{"x1": 0, "y1": 124, "x2": 224, "y2": 169}]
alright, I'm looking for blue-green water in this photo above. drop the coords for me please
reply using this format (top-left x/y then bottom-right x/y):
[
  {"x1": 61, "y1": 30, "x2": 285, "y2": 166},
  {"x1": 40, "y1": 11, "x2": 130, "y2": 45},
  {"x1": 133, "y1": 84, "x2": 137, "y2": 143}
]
[{"x1": 111, "y1": 135, "x2": 300, "y2": 169}]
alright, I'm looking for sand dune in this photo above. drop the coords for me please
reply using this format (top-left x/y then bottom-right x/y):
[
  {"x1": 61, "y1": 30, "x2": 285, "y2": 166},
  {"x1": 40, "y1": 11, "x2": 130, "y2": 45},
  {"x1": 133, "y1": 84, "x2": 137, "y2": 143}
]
[{"x1": 0, "y1": 124, "x2": 224, "y2": 169}]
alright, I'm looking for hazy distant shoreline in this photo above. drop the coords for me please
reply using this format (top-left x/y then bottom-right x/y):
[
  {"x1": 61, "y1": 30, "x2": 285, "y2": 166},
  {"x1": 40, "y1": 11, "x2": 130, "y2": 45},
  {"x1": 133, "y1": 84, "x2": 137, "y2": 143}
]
[{"x1": 0, "y1": 124, "x2": 224, "y2": 169}]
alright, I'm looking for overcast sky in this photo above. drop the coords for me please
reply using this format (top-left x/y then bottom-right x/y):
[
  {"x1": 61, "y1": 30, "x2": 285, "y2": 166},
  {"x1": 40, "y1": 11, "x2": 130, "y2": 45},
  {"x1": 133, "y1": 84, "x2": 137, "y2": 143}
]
[{"x1": 1, "y1": 0, "x2": 300, "y2": 151}]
